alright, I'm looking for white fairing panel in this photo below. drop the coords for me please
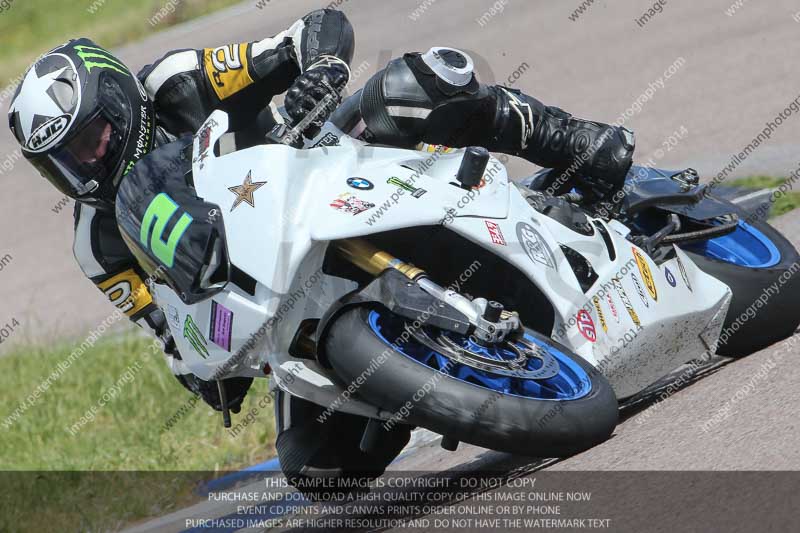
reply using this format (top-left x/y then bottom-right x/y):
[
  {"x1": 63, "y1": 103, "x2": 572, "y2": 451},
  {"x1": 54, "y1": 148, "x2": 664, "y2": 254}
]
[
  {"x1": 448, "y1": 192, "x2": 731, "y2": 397},
  {"x1": 192, "y1": 114, "x2": 509, "y2": 297}
]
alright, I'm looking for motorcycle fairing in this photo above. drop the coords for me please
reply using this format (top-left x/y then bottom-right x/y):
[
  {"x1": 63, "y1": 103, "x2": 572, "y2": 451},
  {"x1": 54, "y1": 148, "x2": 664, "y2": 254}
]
[
  {"x1": 193, "y1": 114, "x2": 509, "y2": 291},
  {"x1": 445, "y1": 178, "x2": 732, "y2": 397},
  {"x1": 152, "y1": 111, "x2": 731, "y2": 405}
]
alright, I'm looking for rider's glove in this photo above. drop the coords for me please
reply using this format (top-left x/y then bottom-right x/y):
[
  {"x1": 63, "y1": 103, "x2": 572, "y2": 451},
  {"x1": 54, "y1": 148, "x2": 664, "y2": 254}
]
[
  {"x1": 285, "y1": 56, "x2": 350, "y2": 136},
  {"x1": 175, "y1": 373, "x2": 253, "y2": 414}
]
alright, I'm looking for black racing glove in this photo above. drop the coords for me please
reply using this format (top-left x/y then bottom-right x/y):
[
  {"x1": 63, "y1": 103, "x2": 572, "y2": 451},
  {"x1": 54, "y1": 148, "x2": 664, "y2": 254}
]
[
  {"x1": 175, "y1": 373, "x2": 253, "y2": 414},
  {"x1": 285, "y1": 56, "x2": 350, "y2": 135}
]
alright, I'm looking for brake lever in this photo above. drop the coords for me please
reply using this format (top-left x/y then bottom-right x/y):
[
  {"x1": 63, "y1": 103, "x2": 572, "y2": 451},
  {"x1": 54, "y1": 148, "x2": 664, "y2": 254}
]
[
  {"x1": 265, "y1": 123, "x2": 304, "y2": 148},
  {"x1": 265, "y1": 89, "x2": 339, "y2": 148}
]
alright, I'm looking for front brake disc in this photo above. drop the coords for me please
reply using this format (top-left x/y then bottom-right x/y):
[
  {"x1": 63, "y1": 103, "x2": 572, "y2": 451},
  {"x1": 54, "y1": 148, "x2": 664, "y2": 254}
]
[{"x1": 408, "y1": 328, "x2": 560, "y2": 380}]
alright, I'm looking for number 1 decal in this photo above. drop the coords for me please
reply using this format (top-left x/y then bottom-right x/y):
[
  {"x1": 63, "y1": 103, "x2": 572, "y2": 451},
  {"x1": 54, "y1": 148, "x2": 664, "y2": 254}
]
[{"x1": 140, "y1": 193, "x2": 193, "y2": 268}]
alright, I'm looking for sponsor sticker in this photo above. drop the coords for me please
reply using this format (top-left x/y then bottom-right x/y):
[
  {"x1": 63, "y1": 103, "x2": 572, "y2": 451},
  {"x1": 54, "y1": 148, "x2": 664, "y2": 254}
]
[
  {"x1": 592, "y1": 297, "x2": 608, "y2": 333},
  {"x1": 193, "y1": 117, "x2": 218, "y2": 169},
  {"x1": 676, "y1": 255, "x2": 693, "y2": 292},
  {"x1": 183, "y1": 315, "x2": 209, "y2": 359},
  {"x1": 387, "y1": 177, "x2": 427, "y2": 198},
  {"x1": 605, "y1": 291, "x2": 620, "y2": 323},
  {"x1": 612, "y1": 277, "x2": 641, "y2": 327},
  {"x1": 631, "y1": 273, "x2": 650, "y2": 308},
  {"x1": 632, "y1": 247, "x2": 658, "y2": 301},
  {"x1": 576, "y1": 309, "x2": 597, "y2": 342},
  {"x1": 516, "y1": 222, "x2": 556, "y2": 269},
  {"x1": 330, "y1": 193, "x2": 376, "y2": 215},
  {"x1": 419, "y1": 143, "x2": 455, "y2": 154},
  {"x1": 665, "y1": 267, "x2": 677, "y2": 287},
  {"x1": 346, "y1": 177, "x2": 374, "y2": 191},
  {"x1": 485, "y1": 220, "x2": 506, "y2": 246},
  {"x1": 209, "y1": 301, "x2": 234, "y2": 352},
  {"x1": 228, "y1": 170, "x2": 267, "y2": 211},
  {"x1": 166, "y1": 304, "x2": 180, "y2": 330}
]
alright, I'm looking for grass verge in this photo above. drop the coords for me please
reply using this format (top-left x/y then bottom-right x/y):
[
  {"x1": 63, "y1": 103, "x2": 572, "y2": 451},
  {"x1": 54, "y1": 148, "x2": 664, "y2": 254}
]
[
  {"x1": 0, "y1": 0, "x2": 242, "y2": 88},
  {"x1": 722, "y1": 175, "x2": 800, "y2": 218},
  {"x1": 0, "y1": 334, "x2": 275, "y2": 531}
]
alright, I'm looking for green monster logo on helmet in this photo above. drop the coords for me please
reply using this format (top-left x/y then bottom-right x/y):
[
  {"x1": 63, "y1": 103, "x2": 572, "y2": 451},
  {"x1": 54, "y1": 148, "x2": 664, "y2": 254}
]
[{"x1": 74, "y1": 44, "x2": 130, "y2": 76}]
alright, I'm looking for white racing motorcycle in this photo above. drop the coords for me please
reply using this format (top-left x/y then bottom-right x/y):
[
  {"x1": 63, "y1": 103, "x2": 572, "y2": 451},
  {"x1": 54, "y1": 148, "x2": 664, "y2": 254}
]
[{"x1": 115, "y1": 107, "x2": 800, "y2": 457}]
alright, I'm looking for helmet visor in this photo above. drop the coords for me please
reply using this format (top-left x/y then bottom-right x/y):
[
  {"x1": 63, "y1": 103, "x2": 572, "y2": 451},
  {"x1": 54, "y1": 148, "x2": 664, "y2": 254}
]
[{"x1": 29, "y1": 74, "x2": 132, "y2": 201}]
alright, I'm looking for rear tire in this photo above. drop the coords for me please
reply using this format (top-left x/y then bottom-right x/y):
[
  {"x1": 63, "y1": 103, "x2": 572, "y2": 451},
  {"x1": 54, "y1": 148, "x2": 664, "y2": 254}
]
[
  {"x1": 324, "y1": 307, "x2": 618, "y2": 458},
  {"x1": 683, "y1": 217, "x2": 800, "y2": 357}
]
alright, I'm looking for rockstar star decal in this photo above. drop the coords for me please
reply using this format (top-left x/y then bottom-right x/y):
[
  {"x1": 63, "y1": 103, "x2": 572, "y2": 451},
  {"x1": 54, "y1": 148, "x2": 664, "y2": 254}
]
[{"x1": 228, "y1": 170, "x2": 267, "y2": 211}]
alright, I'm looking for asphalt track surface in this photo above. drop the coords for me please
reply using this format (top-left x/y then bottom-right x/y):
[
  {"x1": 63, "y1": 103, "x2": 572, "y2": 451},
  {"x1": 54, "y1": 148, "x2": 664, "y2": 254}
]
[{"x1": 2, "y1": 0, "x2": 800, "y2": 531}]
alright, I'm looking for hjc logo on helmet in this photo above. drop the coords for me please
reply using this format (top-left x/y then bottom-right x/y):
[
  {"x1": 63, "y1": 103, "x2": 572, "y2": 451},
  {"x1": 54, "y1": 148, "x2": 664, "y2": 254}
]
[{"x1": 27, "y1": 115, "x2": 69, "y2": 151}]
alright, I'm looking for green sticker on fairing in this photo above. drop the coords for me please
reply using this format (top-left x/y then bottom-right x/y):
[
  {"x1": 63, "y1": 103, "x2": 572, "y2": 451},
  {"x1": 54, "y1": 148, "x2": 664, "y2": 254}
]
[
  {"x1": 74, "y1": 45, "x2": 130, "y2": 76},
  {"x1": 183, "y1": 315, "x2": 208, "y2": 359},
  {"x1": 140, "y1": 193, "x2": 193, "y2": 268}
]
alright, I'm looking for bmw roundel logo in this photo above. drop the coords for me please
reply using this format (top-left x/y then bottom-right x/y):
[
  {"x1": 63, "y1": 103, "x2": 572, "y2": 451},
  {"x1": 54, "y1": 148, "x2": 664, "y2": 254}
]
[{"x1": 347, "y1": 177, "x2": 374, "y2": 190}]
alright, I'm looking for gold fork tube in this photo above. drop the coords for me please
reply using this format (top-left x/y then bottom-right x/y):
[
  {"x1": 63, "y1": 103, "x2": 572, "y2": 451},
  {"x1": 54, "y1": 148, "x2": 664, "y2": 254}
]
[{"x1": 333, "y1": 239, "x2": 426, "y2": 280}]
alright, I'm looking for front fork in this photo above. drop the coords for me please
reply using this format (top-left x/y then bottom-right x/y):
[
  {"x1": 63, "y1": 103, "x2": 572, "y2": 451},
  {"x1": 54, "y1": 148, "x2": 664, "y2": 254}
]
[{"x1": 332, "y1": 239, "x2": 520, "y2": 343}]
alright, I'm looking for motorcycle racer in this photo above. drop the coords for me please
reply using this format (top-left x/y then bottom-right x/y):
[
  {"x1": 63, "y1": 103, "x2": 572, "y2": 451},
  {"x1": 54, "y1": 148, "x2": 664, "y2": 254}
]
[
  {"x1": 7, "y1": 14, "x2": 634, "y2": 491},
  {"x1": 7, "y1": 9, "x2": 354, "y2": 414}
]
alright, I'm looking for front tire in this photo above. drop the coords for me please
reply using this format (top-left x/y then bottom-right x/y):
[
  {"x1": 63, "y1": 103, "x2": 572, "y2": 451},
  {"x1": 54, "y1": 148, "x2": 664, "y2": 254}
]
[{"x1": 324, "y1": 307, "x2": 618, "y2": 458}]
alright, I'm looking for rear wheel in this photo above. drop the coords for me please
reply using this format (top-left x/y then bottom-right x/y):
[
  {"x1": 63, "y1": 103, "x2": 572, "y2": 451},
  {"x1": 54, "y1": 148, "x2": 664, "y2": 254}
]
[
  {"x1": 324, "y1": 307, "x2": 618, "y2": 458},
  {"x1": 682, "y1": 214, "x2": 800, "y2": 357}
]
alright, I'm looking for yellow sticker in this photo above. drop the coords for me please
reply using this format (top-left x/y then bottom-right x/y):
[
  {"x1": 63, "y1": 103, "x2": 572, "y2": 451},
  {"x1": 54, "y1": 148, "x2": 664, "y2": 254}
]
[
  {"x1": 98, "y1": 269, "x2": 152, "y2": 316},
  {"x1": 632, "y1": 248, "x2": 658, "y2": 301},
  {"x1": 203, "y1": 43, "x2": 253, "y2": 100},
  {"x1": 417, "y1": 143, "x2": 454, "y2": 154},
  {"x1": 613, "y1": 277, "x2": 641, "y2": 327},
  {"x1": 592, "y1": 296, "x2": 608, "y2": 333}
]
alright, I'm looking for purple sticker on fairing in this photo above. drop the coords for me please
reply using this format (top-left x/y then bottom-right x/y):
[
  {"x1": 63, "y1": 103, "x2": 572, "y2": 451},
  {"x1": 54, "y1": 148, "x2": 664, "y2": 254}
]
[{"x1": 209, "y1": 301, "x2": 233, "y2": 351}]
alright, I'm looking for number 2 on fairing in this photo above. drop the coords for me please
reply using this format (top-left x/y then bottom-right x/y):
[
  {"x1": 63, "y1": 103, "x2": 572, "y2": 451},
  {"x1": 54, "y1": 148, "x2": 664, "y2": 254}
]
[{"x1": 139, "y1": 193, "x2": 193, "y2": 268}]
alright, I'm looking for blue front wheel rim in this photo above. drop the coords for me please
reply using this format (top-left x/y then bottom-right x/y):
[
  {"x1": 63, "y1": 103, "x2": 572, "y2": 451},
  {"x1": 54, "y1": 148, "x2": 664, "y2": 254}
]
[{"x1": 367, "y1": 310, "x2": 592, "y2": 401}]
